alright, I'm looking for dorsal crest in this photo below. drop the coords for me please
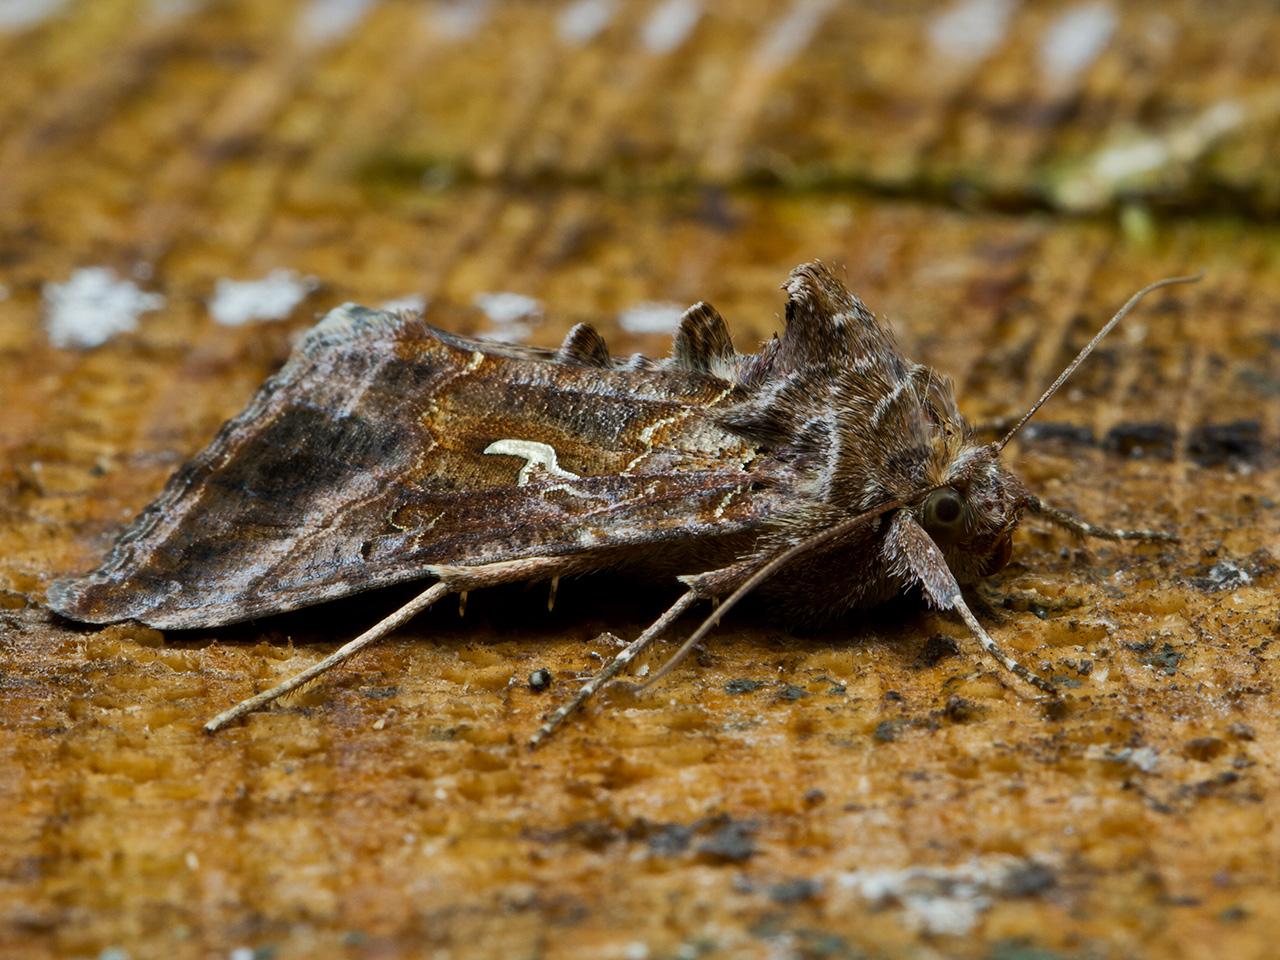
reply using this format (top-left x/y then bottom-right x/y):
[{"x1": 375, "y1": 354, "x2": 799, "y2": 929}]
[
  {"x1": 778, "y1": 261, "x2": 894, "y2": 368},
  {"x1": 671, "y1": 301, "x2": 736, "y2": 377},
  {"x1": 556, "y1": 322, "x2": 612, "y2": 367}
]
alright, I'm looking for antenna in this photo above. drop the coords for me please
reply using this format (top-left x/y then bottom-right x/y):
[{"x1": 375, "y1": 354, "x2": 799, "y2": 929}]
[{"x1": 997, "y1": 273, "x2": 1202, "y2": 451}]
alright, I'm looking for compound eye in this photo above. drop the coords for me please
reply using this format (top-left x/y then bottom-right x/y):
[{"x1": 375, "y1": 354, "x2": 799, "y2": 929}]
[{"x1": 923, "y1": 487, "x2": 965, "y2": 533}]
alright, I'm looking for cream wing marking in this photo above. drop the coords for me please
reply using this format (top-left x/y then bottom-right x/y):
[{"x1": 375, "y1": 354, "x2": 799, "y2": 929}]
[{"x1": 484, "y1": 439, "x2": 582, "y2": 486}]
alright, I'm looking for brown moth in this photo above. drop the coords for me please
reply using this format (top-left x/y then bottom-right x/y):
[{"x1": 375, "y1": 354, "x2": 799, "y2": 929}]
[{"x1": 47, "y1": 263, "x2": 1198, "y2": 746}]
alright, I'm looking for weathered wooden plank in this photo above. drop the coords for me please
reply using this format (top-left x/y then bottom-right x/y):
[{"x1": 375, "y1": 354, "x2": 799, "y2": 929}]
[{"x1": 1, "y1": 3, "x2": 1278, "y2": 959}]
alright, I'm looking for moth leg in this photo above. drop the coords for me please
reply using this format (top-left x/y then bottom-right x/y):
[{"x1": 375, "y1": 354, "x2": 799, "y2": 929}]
[
  {"x1": 203, "y1": 581, "x2": 452, "y2": 733},
  {"x1": 884, "y1": 509, "x2": 1056, "y2": 696},
  {"x1": 1027, "y1": 496, "x2": 1177, "y2": 542},
  {"x1": 529, "y1": 589, "x2": 698, "y2": 749},
  {"x1": 951, "y1": 591, "x2": 1057, "y2": 696}
]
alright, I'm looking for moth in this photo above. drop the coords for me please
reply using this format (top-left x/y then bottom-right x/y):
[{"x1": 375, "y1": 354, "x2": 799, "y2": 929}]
[{"x1": 47, "y1": 263, "x2": 1198, "y2": 746}]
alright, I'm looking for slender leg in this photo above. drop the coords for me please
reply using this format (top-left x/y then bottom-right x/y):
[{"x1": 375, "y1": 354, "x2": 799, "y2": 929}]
[
  {"x1": 203, "y1": 581, "x2": 452, "y2": 733},
  {"x1": 529, "y1": 589, "x2": 698, "y2": 749},
  {"x1": 885, "y1": 508, "x2": 1057, "y2": 696},
  {"x1": 1028, "y1": 496, "x2": 1177, "y2": 542},
  {"x1": 951, "y1": 590, "x2": 1056, "y2": 696}
]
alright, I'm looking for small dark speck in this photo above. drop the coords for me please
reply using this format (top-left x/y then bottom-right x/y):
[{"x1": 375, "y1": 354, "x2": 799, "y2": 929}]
[
  {"x1": 1188, "y1": 420, "x2": 1263, "y2": 468},
  {"x1": 361, "y1": 686, "x2": 398, "y2": 699},
  {"x1": 1239, "y1": 364, "x2": 1280, "y2": 398},
  {"x1": 1228, "y1": 723, "x2": 1256, "y2": 742},
  {"x1": 777, "y1": 684, "x2": 808, "y2": 702},
  {"x1": 1190, "y1": 558, "x2": 1255, "y2": 593},
  {"x1": 725, "y1": 678, "x2": 765, "y2": 695},
  {"x1": 528, "y1": 669, "x2": 552, "y2": 692},
  {"x1": 1104, "y1": 421, "x2": 1176, "y2": 460},
  {"x1": 1190, "y1": 771, "x2": 1240, "y2": 798},
  {"x1": 873, "y1": 720, "x2": 903, "y2": 743},
  {"x1": 646, "y1": 823, "x2": 693, "y2": 856},
  {"x1": 1183, "y1": 737, "x2": 1228, "y2": 762},
  {"x1": 696, "y1": 186, "x2": 741, "y2": 232},
  {"x1": 918, "y1": 634, "x2": 960, "y2": 668},
  {"x1": 697, "y1": 819, "x2": 756, "y2": 864},
  {"x1": 768, "y1": 878, "x2": 822, "y2": 904},
  {"x1": 1130, "y1": 641, "x2": 1182, "y2": 676},
  {"x1": 883, "y1": 690, "x2": 904, "y2": 702},
  {"x1": 1002, "y1": 860, "x2": 1057, "y2": 897},
  {"x1": 1023, "y1": 422, "x2": 1096, "y2": 446},
  {"x1": 944, "y1": 695, "x2": 980, "y2": 724},
  {"x1": 802, "y1": 788, "x2": 826, "y2": 807},
  {"x1": 1218, "y1": 905, "x2": 1248, "y2": 923}
]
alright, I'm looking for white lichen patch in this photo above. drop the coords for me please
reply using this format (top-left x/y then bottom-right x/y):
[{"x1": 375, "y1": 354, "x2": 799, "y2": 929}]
[
  {"x1": 1039, "y1": 2, "x2": 1116, "y2": 85},
  {"x1": 209, "y1": 270, "x2": 317, "y2": 327},
  {"x1": 1087, "y1": 744, "x2": 1160, "y2": 773},
  {"x1": 835, "y1": 855, "x2": 1054, "y2": 936},
  {"x1": 43, "y1": 267, "x2": 166, "y2": 349},
  {"x1": 295, "y1": 0, "x2": 378, "y2": 46},
  {"x1": 1051, "y1": 99, "x2": 1246, "y2": 211},
  {"x1": 754, "y1": 0, "x2": 837, "y2": 70},
  {"x1": 431, "y1": 0, "x2": 491, "y2": 40},
  {"x1": 641, "y1": 0, "x2": 701, "y2": 55},
  {"x1": 0, "y1": 0, "x2": 68, "y2": 31},
  {"x1": 557, "y1": 0, "x2": 616, "y2": 46},
  {"x1": 618, "y1": 301, "x2": 685, "y2": 334},
  {"x1": 474, "y1": 291, "x2": 542, "y2": 343},
  {"x1": 927, "y1": 0, "x2": 1016, "y2": 63}
]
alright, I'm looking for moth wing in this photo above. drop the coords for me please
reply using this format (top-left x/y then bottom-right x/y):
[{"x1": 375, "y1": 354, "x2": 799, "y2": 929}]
[{"x1": 49, "y1": 306, "x2": 777, "y2": 628}]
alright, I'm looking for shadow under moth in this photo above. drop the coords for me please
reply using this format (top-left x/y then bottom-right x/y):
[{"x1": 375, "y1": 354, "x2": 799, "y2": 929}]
[{"x1": 47, "y1": 263, "x2": 1198, "y2": 746}]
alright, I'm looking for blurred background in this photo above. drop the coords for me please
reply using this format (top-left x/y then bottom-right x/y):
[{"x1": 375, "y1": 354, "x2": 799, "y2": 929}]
[{"x1": 1, "y1": 2, "x2": 1278, "y2": 959}]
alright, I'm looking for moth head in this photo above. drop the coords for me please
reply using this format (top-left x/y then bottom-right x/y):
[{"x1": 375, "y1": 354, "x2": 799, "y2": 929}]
[
  {"x1": 933, "y1": 273, "x2": 1203, "y2": 581},
  {"x1": 918, "y1": 443, "x2": 1027, "y2": 581}
]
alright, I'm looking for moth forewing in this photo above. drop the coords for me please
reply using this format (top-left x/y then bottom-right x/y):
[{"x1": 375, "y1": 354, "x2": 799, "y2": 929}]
[{"x1": 46, "y1": 264, "x2": 1198, "y2": 742}]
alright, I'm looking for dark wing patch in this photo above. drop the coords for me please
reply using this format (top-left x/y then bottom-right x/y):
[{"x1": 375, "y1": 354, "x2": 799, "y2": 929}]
[{"x1": 49, "y1": 305, "x2": 774, "y2": 629}]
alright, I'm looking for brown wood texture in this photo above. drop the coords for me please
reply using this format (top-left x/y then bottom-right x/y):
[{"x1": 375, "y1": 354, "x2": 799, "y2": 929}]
[{"x1": 1, "y1": 2, "x2": 1278, "y2": 959}]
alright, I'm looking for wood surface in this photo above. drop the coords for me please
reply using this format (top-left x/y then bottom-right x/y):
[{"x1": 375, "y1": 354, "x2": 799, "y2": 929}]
[{"x1": 1, "y1": 2, "x2": 1278, "y2": 959}]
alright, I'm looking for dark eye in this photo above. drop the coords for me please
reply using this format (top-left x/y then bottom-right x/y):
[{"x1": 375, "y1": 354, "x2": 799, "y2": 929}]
[{"x1": 923, "y1": 487, "x2": 965, "y2": 532}]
